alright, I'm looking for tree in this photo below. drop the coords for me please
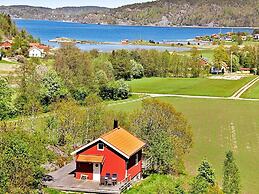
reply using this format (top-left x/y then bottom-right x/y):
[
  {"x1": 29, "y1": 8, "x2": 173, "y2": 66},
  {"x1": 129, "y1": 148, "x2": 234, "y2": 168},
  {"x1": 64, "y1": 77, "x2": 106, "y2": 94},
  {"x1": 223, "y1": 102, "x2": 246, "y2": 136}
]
[
  {"x1": 130, "y1": 99, "x2": 193, "y2": 174},
  {"x1": 110, "y1": 50, "x2": 132, "y2": 80},
  {"x1": 99, "y1": 79, "x2": 130, "y2": 100},
  {"x1": 190, "y1": 47, "x2": 202, "y2": 77},
  {"x1": 197, "y1": 159, "x2": 216, "y2": 185},
  {"x1": 11, "y1": 34, "x2": 29, "y2": 56},
  {"x1": 223, "y1": 151, "x2": 241, "y2": 194},
  {"x1": 39, "y1": 69, "x2": 68, "y2": 106},
  {"x1": 52, "y1": 99, "x2": 86, "y2": 146},
  {"x1": 213, "y1": 45, "x2": 229, "y2": 71},
  {"x1": 0, "y1": 129, "x2": 48, "y2": 193},
  {"x1": 0, "y1": 77, "x2": 15, "y2": 120},
  {"x1": 15, "y1": 59, "x2": 42, "y2": 115},
  {"x1": 190, "y1": 159, "x2": 216, "y2": 194},
  {"x1": 131, "y1": 60, "x2": 144, "y2": 79}
]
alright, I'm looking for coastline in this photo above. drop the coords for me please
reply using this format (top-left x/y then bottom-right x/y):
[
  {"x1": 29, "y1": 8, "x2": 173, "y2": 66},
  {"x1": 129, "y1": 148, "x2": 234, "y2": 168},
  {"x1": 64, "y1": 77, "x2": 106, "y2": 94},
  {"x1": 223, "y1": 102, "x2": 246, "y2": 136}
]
[{"x1": 13, "y1": 18, "x2": 257, "y2": 30}]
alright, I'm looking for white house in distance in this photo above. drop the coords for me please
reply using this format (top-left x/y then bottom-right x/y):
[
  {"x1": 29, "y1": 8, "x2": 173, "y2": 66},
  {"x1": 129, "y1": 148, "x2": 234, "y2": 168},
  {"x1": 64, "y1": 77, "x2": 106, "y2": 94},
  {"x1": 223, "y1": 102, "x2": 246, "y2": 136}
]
[{"x1": 29, "y1": 47, "x2": 45, "y2": 58}]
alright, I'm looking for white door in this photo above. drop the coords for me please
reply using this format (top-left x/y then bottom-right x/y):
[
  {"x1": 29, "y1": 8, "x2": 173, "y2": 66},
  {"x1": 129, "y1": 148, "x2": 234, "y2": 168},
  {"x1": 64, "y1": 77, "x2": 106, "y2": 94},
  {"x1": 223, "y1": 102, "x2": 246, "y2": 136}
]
[{"x1": 93, "y1": 163, "x2": 100, "y2": 181}]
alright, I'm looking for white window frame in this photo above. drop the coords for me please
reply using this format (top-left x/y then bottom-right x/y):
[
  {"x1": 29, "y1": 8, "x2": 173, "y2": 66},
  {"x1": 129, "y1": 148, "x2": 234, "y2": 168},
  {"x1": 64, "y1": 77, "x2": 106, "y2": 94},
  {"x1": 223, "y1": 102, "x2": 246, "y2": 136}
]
[{"x1": 97, "y1": 143, "x2": 104, "y2": 151}]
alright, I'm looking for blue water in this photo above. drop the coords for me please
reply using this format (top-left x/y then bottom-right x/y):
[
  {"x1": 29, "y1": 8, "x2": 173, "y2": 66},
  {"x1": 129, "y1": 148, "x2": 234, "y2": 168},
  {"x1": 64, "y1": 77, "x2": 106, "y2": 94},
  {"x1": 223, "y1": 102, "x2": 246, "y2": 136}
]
[{"x1": 15, "y1": 19, "x2": 253, "y2": 51}]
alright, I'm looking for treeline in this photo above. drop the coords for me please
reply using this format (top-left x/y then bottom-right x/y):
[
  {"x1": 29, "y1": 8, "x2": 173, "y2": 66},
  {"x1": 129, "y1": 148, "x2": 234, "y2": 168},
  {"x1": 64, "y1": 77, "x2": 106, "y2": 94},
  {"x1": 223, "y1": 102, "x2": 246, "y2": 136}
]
[
  {"x1": 1, "y1": 44, "x2": 210, "y2": 120},
  {"x1": 213, "y1": 44, "x2": 259, "y2": 72}
]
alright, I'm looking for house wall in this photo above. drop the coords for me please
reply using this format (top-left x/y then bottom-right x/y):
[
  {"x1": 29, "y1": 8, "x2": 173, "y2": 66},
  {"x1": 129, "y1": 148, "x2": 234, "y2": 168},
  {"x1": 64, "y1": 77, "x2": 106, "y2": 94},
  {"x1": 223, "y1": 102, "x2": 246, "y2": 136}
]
[
  {"x1": 127, "y1": 150, "x2": 142, "y2": 180},
  {"x1": 75, "y1": 141, "x2": 127, "y2": 182},
  {"x1": 29, "y1": 48, "x2": 43, "y2": 58},
  {"x1": 75, "y1": 162, "x2": 93, "y2": 179}
]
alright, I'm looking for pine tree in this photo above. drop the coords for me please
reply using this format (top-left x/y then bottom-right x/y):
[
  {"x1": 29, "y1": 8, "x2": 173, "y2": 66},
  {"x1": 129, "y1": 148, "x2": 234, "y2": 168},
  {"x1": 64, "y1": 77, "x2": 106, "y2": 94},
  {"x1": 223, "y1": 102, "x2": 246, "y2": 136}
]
[{"x1": 223, "y1": 151, "x2": 241, "y2": 194}]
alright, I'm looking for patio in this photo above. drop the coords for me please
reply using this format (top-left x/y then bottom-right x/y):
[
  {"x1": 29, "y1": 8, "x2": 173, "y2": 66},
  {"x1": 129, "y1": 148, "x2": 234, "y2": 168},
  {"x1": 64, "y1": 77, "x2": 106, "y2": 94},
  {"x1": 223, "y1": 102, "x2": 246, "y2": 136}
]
[{"x1": 43, "y1": 161, "x2": 121, "y2": 194}]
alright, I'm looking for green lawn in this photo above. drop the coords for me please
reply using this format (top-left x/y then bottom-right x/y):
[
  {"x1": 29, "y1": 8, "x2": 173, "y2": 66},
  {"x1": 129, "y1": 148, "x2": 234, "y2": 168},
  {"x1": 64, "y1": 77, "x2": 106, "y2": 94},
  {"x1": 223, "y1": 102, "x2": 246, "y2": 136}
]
[
  {"x1": 179, "y1": 49, "x2": 214, "y2": 62},
  {"x1": 128, "y1": 77, "x2": 254, "y2": 97},
  {"x1": 109, "y1": 97, "x2": 259, "y2": 194},
  {"x1": 241, "y1": 81, "x2": 259, "y2": 99},
  {"x1": 0, "y1": 59, "x2": 17, "y2": 64}
]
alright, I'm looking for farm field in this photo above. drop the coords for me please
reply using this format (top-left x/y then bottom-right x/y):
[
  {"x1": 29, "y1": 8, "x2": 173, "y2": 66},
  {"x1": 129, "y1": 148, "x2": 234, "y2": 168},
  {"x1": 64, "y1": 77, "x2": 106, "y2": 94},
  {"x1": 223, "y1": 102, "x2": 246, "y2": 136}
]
[
  {"x1": 109, "y1": 97, "x2": 259, "y2": 194},
  {"x1": 241, "y1": 81, "x2": 259, "y2": 99},
  {"x1": 128, "y1": 77, "x2": 254, "y2": 97}
]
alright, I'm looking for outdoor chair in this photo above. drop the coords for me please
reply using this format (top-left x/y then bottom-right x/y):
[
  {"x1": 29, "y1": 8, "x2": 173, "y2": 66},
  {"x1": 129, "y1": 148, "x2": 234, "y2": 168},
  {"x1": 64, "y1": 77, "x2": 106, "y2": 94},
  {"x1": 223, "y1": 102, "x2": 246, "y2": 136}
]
[
  {"x1": 105, "y1": 173, "x2": 111, "y2": 185},
  {"x1": 107, "y1": 177, "x2": 113, "y2": 186},
  {"x1": 100, "y1": 176, "x2": 106, "y2": 185},
  {"x1": 112, "y1": 174, "x2": 117, "y2": 185}
]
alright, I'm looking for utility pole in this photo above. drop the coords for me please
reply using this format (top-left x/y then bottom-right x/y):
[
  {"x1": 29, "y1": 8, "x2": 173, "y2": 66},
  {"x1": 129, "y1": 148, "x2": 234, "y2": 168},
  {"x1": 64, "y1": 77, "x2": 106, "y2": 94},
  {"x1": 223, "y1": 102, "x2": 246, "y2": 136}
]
[{"x1": 230, "y1": 51, "x2": 233, "y2": 74}]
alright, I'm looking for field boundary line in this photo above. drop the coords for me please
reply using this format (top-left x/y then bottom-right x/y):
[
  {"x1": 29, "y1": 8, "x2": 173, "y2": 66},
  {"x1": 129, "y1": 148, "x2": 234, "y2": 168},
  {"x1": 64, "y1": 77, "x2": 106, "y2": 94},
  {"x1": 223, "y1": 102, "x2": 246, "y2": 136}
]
[{"x1": 131, "y1": 92, "x2": 259, "y2": 101}]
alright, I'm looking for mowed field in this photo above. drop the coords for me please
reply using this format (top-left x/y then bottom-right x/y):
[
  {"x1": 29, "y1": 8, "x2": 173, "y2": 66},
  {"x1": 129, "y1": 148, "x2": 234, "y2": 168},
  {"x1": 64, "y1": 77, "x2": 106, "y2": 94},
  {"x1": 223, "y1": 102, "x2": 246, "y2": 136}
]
[
  {"x1": 108, "y1": 97, "x2": 259, "y2": 194},
  {"x1": 128, "y1": 77, "x2": 254, "y2": 97},
  {"x1": 241, "y1": 81, "x2": 259, "y2": 99}
]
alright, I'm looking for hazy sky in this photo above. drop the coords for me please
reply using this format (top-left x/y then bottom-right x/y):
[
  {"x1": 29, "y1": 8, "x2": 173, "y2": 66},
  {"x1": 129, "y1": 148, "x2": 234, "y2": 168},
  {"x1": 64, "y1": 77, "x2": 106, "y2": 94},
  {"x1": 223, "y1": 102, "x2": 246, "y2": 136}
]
[{"x1": 1, "y1": 0, "x2": 154, "y2": 8}]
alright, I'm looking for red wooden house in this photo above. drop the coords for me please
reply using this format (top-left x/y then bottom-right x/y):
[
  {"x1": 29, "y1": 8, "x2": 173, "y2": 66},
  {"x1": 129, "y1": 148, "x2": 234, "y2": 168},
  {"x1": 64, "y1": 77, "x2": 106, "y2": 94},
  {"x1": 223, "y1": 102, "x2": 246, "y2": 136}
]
[{"x1": 71, "y1": 121, "x2": 146, "y2": 183}]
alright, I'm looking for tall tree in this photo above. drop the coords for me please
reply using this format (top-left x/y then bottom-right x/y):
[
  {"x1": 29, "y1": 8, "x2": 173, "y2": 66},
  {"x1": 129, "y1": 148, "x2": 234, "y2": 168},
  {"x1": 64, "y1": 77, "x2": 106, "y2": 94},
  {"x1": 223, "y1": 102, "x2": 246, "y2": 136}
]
[
  {"x1": 0, "y1": 77, "x2": 15, "y2": 120},
  {"x1": 223, "y1": 151, "x2": 241, "y2": 194},
  {"x1": 190, "y1": 159, "x2": 216, "y2": 194},
  {"x1": 130, "y1": 98, "x2": 193, "y2": 174}
]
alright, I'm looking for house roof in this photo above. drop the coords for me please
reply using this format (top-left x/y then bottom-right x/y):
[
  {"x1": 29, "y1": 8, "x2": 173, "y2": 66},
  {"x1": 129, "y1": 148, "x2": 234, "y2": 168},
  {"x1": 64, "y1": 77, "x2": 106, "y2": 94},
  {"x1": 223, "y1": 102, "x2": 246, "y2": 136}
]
[
  {"x1": 101, "y1": 128, "x2": 146, "y2": 158},
  {"x1": 76, "y1": 154, "x2": 104, "y2": 163},
  {"x1": 71, "y1": 128, "x2": 146, "y2": 159},
  {"x1": 0, "y1": 41, "x2": 12, "y2": 48}
]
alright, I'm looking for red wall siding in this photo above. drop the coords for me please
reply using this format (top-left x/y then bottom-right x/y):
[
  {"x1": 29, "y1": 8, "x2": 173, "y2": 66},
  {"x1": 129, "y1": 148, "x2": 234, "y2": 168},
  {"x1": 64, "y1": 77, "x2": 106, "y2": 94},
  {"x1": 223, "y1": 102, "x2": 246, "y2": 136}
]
[
  {"x1": 75, "y1": 141, "x2": 127, "y2": 182},
  {"x1": 75, "y1": 162, "x2": 93, "y2": 179},
  {"x1": 127, "y1": 150, "x2": 142, "y2": 180}
]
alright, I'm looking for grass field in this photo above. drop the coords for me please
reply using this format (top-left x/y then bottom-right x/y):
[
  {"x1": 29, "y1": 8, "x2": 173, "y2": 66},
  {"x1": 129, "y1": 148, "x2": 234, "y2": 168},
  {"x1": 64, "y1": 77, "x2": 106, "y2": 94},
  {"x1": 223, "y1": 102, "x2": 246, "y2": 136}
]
[
  {"x1": 128, "y1": 77, "x2": 254, "y2": 97},
  {"x1": 179, "y1": 49, "x2": 214, "y2": 62},
  {"x1": 109, "y1": 97, "x2": 259, "y2": 194},
  {"x1": 241, "y1": 81, "x2": 259, "y2": 99}
]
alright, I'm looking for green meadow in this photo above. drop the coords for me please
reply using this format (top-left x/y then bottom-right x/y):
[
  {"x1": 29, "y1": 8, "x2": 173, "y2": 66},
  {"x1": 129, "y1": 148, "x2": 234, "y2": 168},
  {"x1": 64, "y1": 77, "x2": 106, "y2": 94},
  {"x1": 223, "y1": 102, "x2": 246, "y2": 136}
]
[
  {"x1": 241, "y1": 81, "x2": 259, "y2": 99},
  {"x1": 128, "y1": 77, "x2": 254, "y2": 97},
  {"x1": 109, "y1": 97, "x2": 259, "y2": 194}
]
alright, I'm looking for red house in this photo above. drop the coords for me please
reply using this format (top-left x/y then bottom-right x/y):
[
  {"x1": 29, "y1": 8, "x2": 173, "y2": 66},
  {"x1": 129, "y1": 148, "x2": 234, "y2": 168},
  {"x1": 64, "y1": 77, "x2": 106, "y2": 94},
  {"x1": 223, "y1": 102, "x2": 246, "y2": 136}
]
[
  {"x1": 0, "y1": 41, "x2": 12, "y2": 50},
  {"x1": 71, "y1": 121, "x2": 146, "y2": 183}
]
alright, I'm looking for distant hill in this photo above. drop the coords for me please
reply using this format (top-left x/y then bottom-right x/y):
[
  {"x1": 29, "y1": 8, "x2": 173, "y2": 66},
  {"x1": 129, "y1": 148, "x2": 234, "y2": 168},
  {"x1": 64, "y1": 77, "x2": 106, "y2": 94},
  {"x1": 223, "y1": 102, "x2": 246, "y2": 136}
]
[{"x1": 0, "y1": 0, "x2": 259, "y2": 27}]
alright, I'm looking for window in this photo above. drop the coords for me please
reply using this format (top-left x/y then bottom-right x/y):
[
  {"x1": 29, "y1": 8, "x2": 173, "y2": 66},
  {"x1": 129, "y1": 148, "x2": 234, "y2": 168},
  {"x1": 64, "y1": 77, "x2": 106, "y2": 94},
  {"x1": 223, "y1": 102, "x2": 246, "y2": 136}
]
[
  {"x1": 135, "y1": 153, "x2": 139, "y2": 166},
  {"x1": 97, "y1": 143, "x2": 104, "y2": 151}
]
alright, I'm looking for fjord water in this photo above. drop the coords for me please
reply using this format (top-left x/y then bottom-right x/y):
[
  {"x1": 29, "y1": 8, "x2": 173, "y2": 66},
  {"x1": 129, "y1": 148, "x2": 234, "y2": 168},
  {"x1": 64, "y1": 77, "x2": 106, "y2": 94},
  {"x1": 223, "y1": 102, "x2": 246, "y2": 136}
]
[{"x1": 15, "y1": 19, "x2": 253, "y2": 51}]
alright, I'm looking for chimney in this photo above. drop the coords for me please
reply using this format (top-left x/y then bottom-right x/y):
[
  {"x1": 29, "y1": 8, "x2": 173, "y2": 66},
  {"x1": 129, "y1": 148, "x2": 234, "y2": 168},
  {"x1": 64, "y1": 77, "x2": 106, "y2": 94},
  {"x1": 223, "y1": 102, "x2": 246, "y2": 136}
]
[{"x1": 113, "y1": 120, "x2": 119, "y2": 129}]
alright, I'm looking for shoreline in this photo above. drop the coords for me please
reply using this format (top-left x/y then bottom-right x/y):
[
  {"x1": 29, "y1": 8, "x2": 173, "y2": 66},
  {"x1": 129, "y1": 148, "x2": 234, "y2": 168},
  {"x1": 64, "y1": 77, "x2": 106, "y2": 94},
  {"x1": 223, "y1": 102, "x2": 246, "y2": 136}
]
[{"x1": 13, "y1": 18, "x2": 257, "y2": 30}]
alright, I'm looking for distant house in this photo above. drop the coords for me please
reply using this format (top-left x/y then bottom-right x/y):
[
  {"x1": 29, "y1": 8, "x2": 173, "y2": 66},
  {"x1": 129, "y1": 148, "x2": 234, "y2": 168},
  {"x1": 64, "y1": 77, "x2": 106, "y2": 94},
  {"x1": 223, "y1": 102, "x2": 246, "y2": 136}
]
[
  {"x1": 29, "y1": 47, "x2": 45, "y2": 58},
  {"x1": 28, "y1": 43, "x2": 50, "y2": 58},
  {"x1": 254, "y1": 34, "x2": 259, "y2": 40},
  {"x1": 121, "y1": 39, "x2": 129, "y2": 45},
  {"x1": 71, "y1": 121, "x2": 146, "y2": 183},
  {"x1": 0, "y1": 41, "x2": 12, "y2": 50}
]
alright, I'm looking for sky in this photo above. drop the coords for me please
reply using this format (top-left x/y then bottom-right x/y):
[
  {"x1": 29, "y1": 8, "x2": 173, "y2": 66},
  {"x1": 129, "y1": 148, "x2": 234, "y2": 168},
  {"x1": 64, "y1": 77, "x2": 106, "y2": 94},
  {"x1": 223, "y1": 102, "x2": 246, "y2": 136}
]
[{"x1": 0, "y1": 0, "x2": 154, "y2": 8}]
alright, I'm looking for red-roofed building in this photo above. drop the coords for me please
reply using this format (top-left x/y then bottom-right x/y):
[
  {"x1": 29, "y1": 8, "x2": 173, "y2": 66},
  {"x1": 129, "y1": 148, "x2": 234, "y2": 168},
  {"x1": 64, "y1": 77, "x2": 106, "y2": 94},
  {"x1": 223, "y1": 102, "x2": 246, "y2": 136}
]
[
  {"x1": 0, "y1": 41, "x2": 12, "y2": 50},
  {"x1": 71, "y1": 120, "x2": 146, "y2": 183}
]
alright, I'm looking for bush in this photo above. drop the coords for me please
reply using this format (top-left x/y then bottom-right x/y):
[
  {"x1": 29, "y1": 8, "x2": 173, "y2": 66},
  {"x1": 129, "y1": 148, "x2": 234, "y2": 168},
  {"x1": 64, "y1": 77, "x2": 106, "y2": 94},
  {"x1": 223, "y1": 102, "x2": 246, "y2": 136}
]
[{"x1": 99, "y1": 79, "x2": 130, "y2": 100}]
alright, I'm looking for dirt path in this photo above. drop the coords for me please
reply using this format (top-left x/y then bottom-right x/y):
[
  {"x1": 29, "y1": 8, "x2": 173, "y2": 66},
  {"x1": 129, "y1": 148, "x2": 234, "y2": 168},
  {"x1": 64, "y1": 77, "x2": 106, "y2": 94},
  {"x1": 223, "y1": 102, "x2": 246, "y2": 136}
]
[{"x1": 230, "y1": 76, "x2": 259, "y2": 99}]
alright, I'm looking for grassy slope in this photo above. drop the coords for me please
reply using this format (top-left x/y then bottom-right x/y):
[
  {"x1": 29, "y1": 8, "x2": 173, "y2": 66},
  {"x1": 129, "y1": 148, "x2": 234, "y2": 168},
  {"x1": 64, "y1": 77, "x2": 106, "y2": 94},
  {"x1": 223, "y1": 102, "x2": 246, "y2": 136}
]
[
  {"x1": 241, "y1": 81, "x2": 259, "y2": 99},
  {"x1": 125, "y1": 174, "x2": 189, "y2": 194},
  {"x1": 128, "y1": 77, "x2": 254, "y2": 97},
  {"x1": 109, "y1": 97, "x2": 259, "y2": 194}
]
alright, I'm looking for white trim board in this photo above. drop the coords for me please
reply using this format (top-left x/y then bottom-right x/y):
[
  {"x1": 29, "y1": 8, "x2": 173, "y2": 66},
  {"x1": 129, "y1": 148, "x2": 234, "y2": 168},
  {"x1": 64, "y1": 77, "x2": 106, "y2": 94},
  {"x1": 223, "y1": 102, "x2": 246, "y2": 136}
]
[{"x1": 70, "y1": 138, "x2": 130, "y2": 159}]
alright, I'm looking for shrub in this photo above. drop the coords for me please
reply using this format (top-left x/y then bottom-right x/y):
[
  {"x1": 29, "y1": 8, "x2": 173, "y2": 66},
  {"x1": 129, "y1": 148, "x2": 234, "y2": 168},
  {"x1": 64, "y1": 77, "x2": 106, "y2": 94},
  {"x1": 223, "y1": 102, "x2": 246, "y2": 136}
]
[{"x1": 99, "y1": 79, "x2": 130, "y2": 100}]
